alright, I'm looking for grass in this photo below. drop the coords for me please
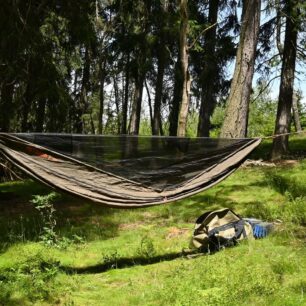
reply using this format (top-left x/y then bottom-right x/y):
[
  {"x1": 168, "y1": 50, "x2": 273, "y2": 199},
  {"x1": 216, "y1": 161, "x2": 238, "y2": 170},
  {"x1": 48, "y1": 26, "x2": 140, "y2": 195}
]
[{"x1": 0, "y1": 138, "x2": 306, "y2": 305}]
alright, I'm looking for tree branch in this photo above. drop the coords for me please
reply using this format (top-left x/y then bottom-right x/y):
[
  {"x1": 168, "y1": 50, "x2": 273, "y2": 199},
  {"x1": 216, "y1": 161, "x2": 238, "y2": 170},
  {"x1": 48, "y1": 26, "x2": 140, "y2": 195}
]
[
  {"x1": 251, "y1": 75, "x2": 281, "y2": 103},
  {"x1": 256, "y1": 53, "x2": 280, "y2": 71},
  {"x1": 0, "y1": 162, "x2": 23, "y2": 181},
  {"x1": 188, "y1": 22, "x2": 218, "y2": 51}
]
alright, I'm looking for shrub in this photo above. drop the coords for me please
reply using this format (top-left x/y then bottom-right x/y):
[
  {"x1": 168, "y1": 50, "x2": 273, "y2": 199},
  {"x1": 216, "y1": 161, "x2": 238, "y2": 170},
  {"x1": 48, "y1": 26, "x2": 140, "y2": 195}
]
[{"x1": 0, "y1": 253, "x2": 60, "y2": 304}]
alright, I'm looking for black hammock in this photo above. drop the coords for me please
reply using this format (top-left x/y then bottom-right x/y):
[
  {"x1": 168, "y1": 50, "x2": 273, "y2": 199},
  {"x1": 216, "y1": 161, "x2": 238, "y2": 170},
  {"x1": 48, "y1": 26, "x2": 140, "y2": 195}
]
[{"x1": 0, "y1": 133, "x2": 261, "y2": 208}]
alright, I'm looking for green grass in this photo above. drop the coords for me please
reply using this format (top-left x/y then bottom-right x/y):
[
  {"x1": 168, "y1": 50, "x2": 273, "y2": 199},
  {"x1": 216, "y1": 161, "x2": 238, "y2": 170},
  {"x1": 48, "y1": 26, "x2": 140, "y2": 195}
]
[{"x1": 0, "y1": 139, "x2": 306, "y2": 305}]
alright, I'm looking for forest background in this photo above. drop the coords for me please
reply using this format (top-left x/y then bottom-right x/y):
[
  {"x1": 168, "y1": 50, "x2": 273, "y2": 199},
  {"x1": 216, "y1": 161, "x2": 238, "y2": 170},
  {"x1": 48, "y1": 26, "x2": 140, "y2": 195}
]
[{"x1": 0, "y1": 0, "x2": 306, "y2": 159}]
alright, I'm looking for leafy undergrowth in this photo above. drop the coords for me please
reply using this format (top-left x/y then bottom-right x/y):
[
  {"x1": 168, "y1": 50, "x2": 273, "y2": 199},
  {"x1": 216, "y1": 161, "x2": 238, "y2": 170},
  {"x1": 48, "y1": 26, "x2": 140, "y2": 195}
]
[{"x1": 0, "y1": 145, "x2": 306, "y2": 305}]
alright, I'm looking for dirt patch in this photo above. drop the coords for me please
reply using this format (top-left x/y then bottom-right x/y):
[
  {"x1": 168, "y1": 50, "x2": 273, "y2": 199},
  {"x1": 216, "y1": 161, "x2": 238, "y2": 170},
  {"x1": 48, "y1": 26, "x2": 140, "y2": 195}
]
[
  {"x1": 141, "y1": 211, "x2": 155, "y2": 219},
  {"x1": 274, "y1": 159, "x2": 299, "y2": 166},
  {"x1": 242, "y1": 159, "x2": 275, "y2": 167},
  {"x1": 243, "y1": 159, "x2": 300, "y2": 168},
  {"x1": 166, "y1": 227, "x2": 190, "y2": 239},
  {"x1": 119, "y1": 221, "x2": 145, "y2": 230}
]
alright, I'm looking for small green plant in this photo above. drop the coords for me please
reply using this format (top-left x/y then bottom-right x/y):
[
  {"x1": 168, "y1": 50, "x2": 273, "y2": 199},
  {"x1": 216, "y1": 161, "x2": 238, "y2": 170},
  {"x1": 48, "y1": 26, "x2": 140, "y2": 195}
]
[
  {"x1": 31, "y1": 193, "x2": 85, "y2": 249},
  {"x1": 31, "y1": 192, "x2": 59, "y2": 246},
  {"x1": 101, "y1": 250, "x2": 119, "y2": 269},
  {"x1": 136, "y1": 236, "x2": 156, "y2": 259}
]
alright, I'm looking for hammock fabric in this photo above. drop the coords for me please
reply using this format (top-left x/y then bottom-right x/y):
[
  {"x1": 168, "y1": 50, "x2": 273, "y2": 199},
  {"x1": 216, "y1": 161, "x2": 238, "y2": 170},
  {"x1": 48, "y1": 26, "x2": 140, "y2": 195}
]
[{"x1": 0, "y1": 133, "x2": 261, "y2": 208}]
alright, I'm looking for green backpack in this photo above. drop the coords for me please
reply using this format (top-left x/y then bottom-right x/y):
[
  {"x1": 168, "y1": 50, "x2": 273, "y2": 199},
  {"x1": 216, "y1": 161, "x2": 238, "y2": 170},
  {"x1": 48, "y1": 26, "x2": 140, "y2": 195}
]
[{"x1": 192, "y1": 208, "x2": 253, "y2": 252}]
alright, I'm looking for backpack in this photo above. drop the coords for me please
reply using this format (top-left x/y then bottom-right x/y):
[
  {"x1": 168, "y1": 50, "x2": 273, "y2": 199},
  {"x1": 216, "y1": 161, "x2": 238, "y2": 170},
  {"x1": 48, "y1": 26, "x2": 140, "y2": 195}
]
[{"x1": 191, "y1": 208, "x2": 253, "y2": 252}]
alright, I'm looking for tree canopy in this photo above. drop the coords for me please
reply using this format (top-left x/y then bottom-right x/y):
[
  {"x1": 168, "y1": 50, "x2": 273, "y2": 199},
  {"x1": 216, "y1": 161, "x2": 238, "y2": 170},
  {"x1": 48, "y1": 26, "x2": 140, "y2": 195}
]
[{"x1": 0, "y1": 0, "x2": 305, "y2": 158}]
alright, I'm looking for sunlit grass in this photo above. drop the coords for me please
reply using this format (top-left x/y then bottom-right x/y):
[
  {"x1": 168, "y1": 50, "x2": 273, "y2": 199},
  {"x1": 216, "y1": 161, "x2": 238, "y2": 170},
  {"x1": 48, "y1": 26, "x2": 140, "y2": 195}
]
[{"x1": 0, "y1": 138, "x2": 306, "y2": 305}]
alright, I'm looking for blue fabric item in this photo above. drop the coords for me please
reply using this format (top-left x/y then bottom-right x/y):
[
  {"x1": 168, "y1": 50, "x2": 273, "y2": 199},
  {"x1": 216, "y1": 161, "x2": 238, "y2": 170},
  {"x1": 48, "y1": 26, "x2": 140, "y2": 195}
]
[
  {"x1": 253, "y1": 224, "x2": 268, "y2": 238},
  {"x1": 243, "y1": 218, "x2": 273, "y2": 239}
]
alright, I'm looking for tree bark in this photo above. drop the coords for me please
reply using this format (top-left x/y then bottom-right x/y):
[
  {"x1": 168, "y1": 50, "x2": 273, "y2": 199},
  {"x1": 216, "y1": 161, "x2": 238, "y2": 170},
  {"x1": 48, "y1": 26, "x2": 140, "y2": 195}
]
[
  {"x1": 271, "y1": 0, "x2": 298, "y2": 160},
  {"x1": 177, "y1": 0, "x2": 190, "y2": 137},
  {"x1": 197, "y1": 0, "x2": 219, "y2": 137},
  {"x1": 220, "y1": 0, "x2": 261, "y2": 138},
  {"x1": 292, "y1": 92, "x2": 302, "y2": 132}
]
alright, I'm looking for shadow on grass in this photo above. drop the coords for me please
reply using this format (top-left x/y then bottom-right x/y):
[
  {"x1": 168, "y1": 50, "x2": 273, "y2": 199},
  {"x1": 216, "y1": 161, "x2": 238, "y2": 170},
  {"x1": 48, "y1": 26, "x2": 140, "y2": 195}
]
[
  {"x1": 61, "y1": 250, "x2": 200, "y2": 275},
  {"x1": 169, "y1": 182, "x2": 265, "y2": 223},
  {"x1": 0, "y1": 180, "x2": 121, "y2": 248},
  {"x1": 264, "y1": 170, "x2": 306, "y2": 198}
]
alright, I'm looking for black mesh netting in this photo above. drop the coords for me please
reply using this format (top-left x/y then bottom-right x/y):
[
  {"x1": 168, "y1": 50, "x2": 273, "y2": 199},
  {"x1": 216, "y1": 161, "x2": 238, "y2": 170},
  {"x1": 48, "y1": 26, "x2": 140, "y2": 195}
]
[{"x1": 14, "y1": 133, "x2": 254, "y2": 191}]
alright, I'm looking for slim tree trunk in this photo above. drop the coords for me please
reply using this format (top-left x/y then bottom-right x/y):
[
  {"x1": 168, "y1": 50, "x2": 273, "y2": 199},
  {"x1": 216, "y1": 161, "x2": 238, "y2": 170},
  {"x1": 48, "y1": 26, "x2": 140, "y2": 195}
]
[
  {"x1": 197, "y1": 0, "x2": 219, "y2": 137},
  {"x1": 292, "y1": 92, "x2": 302, "y2": 132},
  {"x1": 21, "y1": 82, "x2": 33, "y2": 132},
  {"x1": 169, "y1": 59, "x2": 183, "y2": 136},
  {"x1": 98, "y1": 57, "x2": 106, "y2": 134},
  {"x1": 169, "y1": 0, "x2": 189, "y2": 137},
  {"x1": 177, "y1": 0, "x2": 190, "y2": 137},
  {"x1": 0, "y1": 82, "x2": 14, "y2": 132},
  {"x1": 74, "y1": 47, "x2": 91, "y2": 133},
  {"x1": 113, "y1": 75, "x2": 121, "y2": 134},
  {"x1": 35, "y1": 97, "x2": 46, "y2": 132},
  {"x1": 121, "y1": 53, "x2": 130, "y2": 134},
  {"x1": 90, "y1": 113, "x2": 95, "y2": 134},
  {"x1": 276, "y1": 1, "x2": 284, "y2": 55},
  {"x1": 153, "y1": 50, "x2": 166, "y2": 135},
  {"x1": 129, "y1": 71, "x2": 145, "y2": 135},
  {"x1": 271, "y1": 0, "x2": 298, "y2": 160},
  {"x1": 152, "y1": 1, "x2": 168, "y2": 136},
  {"x1": 220, "y1": 0, "x2": 261, "y2": 138},
  {"x1": 145, "y1": 80, "x2": 154, "y2": 133},
  {"x1": 153, "y1": 2, "x2": 168, "y2": 136}
]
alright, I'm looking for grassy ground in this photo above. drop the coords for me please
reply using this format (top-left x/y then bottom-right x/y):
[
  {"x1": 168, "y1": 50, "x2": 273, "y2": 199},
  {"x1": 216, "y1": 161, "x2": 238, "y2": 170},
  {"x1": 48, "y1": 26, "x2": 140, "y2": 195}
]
[{"x1": 0, "y1": 138, "x2": 306, "y2": 305}]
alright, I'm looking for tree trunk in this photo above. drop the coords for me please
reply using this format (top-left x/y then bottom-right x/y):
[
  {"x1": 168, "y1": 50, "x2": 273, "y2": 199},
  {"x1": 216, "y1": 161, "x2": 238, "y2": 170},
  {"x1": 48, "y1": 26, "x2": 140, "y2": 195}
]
[
  {"x1": 169, "y1": 59, "x2": 183, "y2": 136},
  {"x1": 220, "y1": 0, "x2": 261, "y2": 138},
  {"x1": 21, "y1": 82, "x2": 33, "y2": 132},
  {"x1": 90, "y1": 113, "x2": 95, "y2": 134},
  {"x1": 145, "y1": 80, "x2": 154, "y2": 133},
  {"x1": 292, "y1": 92, "x2": 302, "y2": 132},
  {"x1": 276, "y1": 1, "x2": 283, "y2": 55},
  {"x1": 271, "y1": 0, "x2": 298, "y2": 160},
  {"x1": 121, "y1": 53, "x2": 130, "y2": 134},
  {"x1": 0, "y1": 82, "x2": 14, "y2": 132},
  {"x1": 197, "y1": 0, "x2": 219, "y2": 137},
  {"x1": 98, "y1": 57, "x2": 106, "y2": 134},
  {"x1": 113, "y1": 75, "x2": 121, "y2": 134},
  {"x1": 35, "y1": 97, "x2": 46, "y2": 132},
  {"x1": 129, "y1": 71, "x2": 145, "y2": 135},
  {"x1": 153, "y1": 49, "x2": 166, "y2": 135},
  {"x1": 177, "y1": 0, "x2": 190, "y2": 137},
  {"x1": 75, "y1": 47, "x2": 90, "y2": 134},
  {"x1": 152, "y1": 1, "x2": 168, "y2": 136}
]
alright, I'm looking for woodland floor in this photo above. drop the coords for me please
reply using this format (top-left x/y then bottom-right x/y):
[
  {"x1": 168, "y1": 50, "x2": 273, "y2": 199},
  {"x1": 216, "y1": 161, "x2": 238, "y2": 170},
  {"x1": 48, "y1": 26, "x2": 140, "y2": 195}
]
[{"x1": 0, "y1": 137, "x2": 306, "y2": 305}]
